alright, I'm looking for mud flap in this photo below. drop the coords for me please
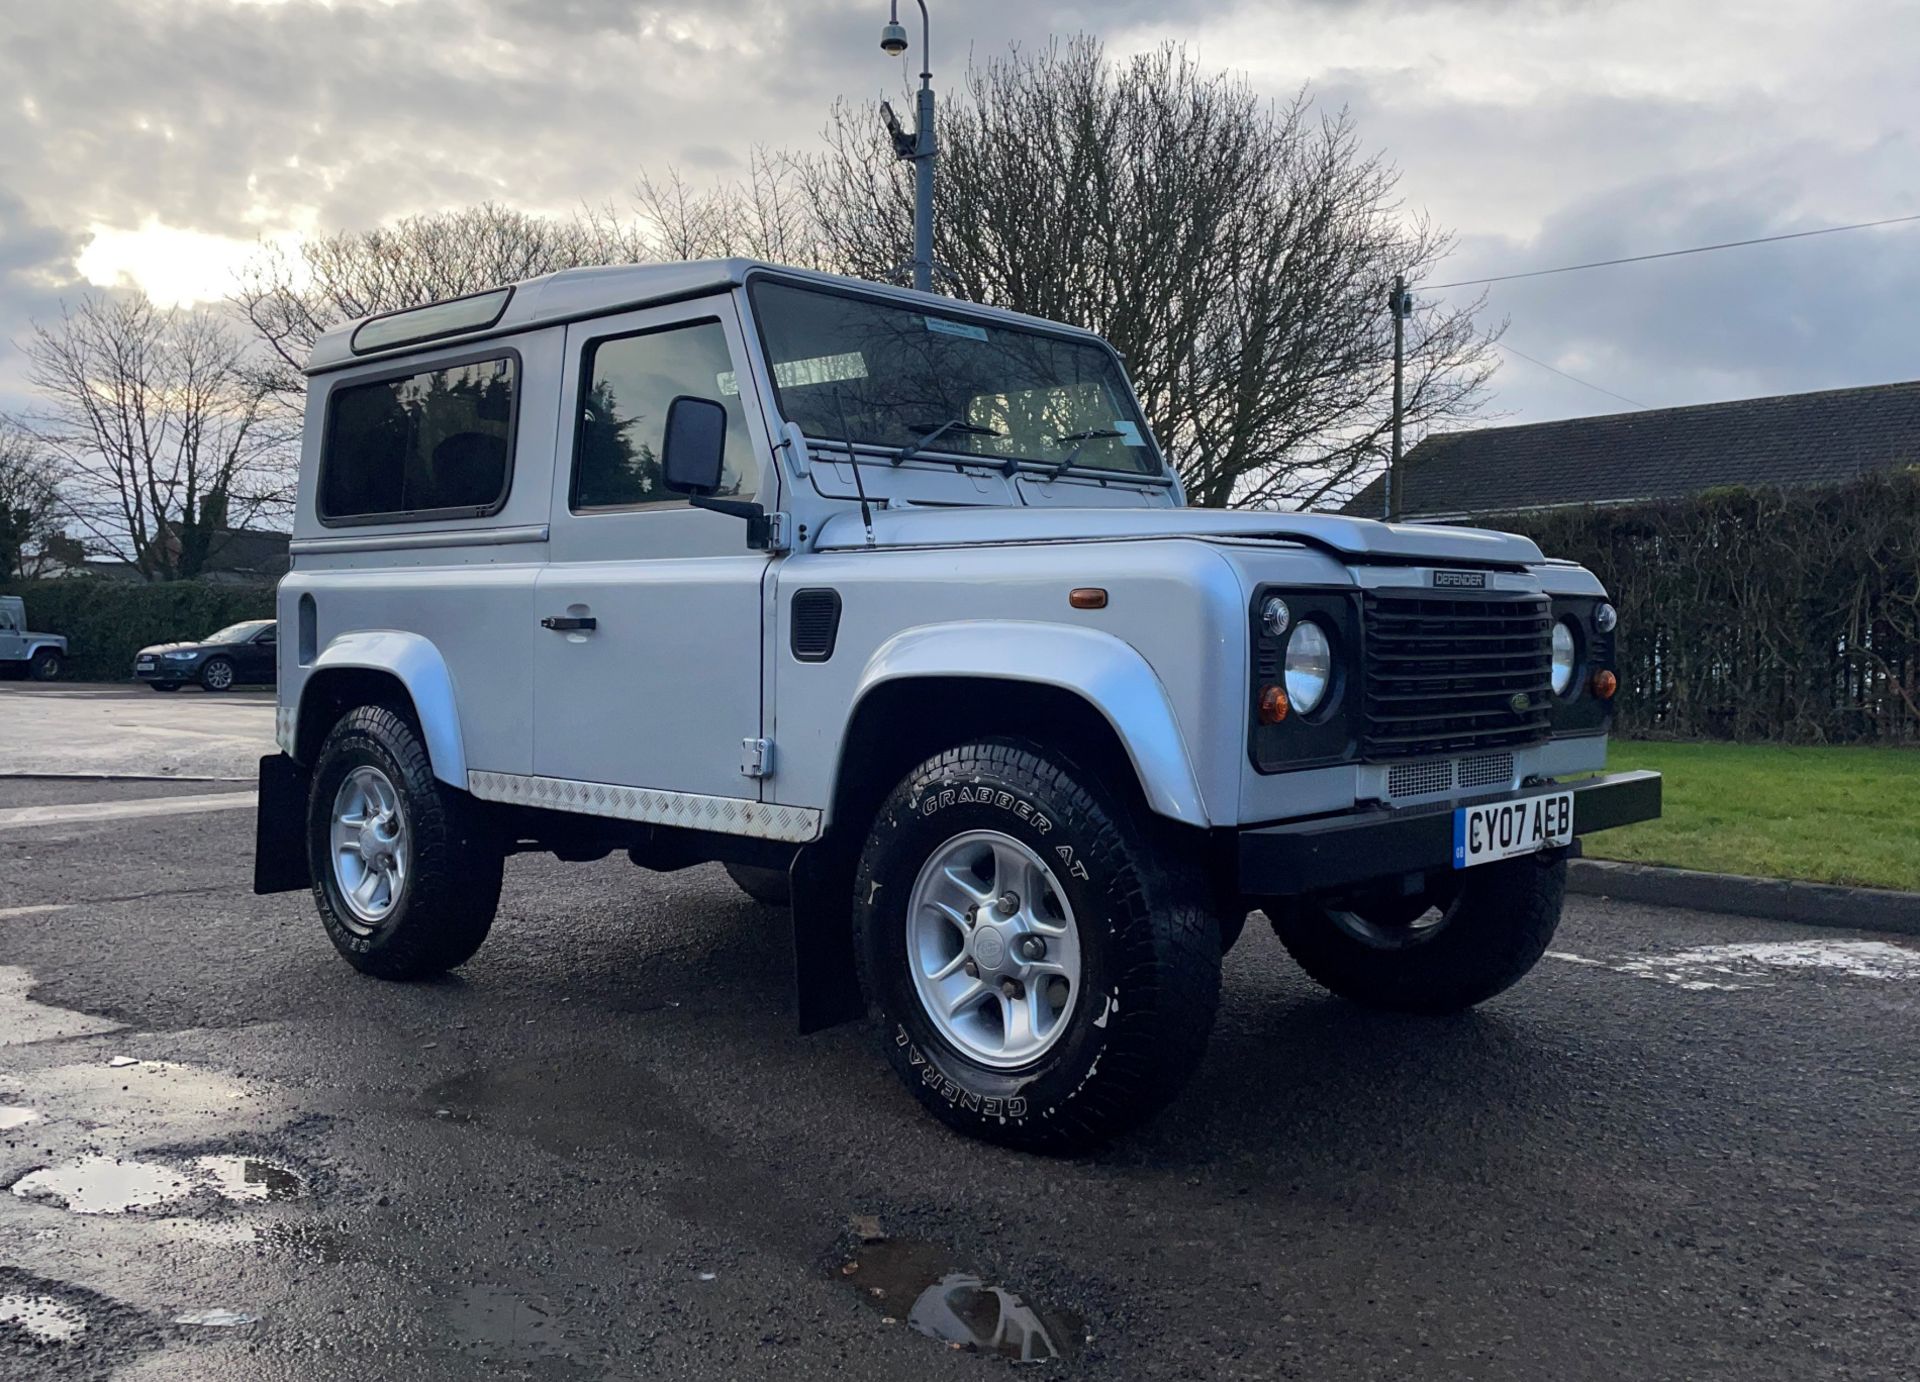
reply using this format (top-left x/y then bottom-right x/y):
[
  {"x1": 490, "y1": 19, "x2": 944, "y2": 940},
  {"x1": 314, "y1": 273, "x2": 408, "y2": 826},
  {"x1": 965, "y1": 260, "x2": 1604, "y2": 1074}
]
[
  {"x1": 789, "y1": 842, "x2": 864, "y2": 1035},
  {"x1": 253, "y1": 753, "x2": 312, "y2": 895}
]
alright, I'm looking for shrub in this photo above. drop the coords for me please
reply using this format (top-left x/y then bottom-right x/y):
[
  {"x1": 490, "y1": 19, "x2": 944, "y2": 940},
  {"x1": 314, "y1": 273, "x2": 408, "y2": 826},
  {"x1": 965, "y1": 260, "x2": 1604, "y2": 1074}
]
[
  {"x1": 1495, "y1": 470, "x2": 1920, "y2": 744},
  {"x1": 0, "y1": 578, "x2": 274, "y2": 682}
]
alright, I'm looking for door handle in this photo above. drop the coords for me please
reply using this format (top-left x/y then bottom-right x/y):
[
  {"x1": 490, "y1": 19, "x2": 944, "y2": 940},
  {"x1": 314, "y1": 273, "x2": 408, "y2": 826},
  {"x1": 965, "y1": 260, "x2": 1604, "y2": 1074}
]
[{"x1": 541, "y1": 616, "x2": 598, "y2": 633}]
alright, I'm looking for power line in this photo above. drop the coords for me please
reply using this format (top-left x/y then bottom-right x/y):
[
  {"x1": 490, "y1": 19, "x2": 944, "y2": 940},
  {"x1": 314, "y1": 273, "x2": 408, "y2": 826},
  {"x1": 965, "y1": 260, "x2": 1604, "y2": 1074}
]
[
  {"x1": 1495, "y1": 340, "x2": 1650, "y2": 411},
  {"x1": 1427, "y1": 212, "x2": 1920, "y2": 290}
]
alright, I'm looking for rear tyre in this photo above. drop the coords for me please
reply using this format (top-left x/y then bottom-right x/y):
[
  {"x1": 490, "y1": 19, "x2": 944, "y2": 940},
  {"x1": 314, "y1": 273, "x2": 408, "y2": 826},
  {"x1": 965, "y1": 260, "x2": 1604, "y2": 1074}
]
[
  {"x1": 724, "y1": 862, "x2": 791, "y2": 907},
  {"x1": 853, "y1": 739, "x2": 1222, "y2": 1153},
  {"x1": 27, "y1": 649, "x2": 63, "y2": 681},
  {"x1": 199, "y1": 657, "x2": 235, "y2": 691},
  {"x1": 1271, "y1": 856, "x2": 1566, "y2": 1013},
  {"x1": 306, "y1": 705, "x2": 502, "y2": 980}
]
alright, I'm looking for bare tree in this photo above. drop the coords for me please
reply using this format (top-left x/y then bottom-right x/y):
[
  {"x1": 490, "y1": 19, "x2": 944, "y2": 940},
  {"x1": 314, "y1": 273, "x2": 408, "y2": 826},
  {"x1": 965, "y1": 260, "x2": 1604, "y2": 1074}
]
[
  {"x1": 800, "y1": 38, "x2": 1500, "y2": 509},
  {"x1": 634, "y1": 149, "x2": 825, "y2": 266},
  {"x1": 16, "y1": 294, "x2": 293, "y2": 581},
  {"x1": 235, "y1": 204, "x2": 655, "y2": 397},
  {"x1": 0, "y1": 419, "x2": 63, "y2": 581},
  {"x1": 237, "y1": 179, "x2": 821, "y2": 401}
]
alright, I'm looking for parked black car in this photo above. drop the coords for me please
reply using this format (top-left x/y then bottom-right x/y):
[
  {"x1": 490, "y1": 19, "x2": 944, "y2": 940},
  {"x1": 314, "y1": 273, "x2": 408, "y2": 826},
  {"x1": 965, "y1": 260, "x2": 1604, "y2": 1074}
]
[{"x1": 134, "y1": 620, "x2": 278, "y2": 692}]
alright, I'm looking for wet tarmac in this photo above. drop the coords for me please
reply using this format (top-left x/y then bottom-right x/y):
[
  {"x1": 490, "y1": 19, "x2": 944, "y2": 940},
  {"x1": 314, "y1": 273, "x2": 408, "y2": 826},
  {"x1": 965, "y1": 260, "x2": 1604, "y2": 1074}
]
[{"x1": 2, "y1": 772, "x2": 1918, "y2": 1379}]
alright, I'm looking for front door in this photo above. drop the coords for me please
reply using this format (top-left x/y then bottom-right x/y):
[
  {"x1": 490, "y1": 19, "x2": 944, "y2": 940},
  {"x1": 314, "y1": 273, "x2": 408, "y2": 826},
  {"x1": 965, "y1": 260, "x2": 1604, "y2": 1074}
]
[
  {"x1": 531, "y1": 299, "x2": 773, "y2": 802},
  {"x1": 242, "y1": 627, "x2": 278, "y2": 683}
]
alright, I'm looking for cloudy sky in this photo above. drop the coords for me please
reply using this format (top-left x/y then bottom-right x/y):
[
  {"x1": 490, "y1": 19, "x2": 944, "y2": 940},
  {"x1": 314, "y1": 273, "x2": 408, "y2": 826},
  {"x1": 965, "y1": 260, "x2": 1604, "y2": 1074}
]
[{"x1": 2, "y1": 0, "x2": 1915, "y2": 428}]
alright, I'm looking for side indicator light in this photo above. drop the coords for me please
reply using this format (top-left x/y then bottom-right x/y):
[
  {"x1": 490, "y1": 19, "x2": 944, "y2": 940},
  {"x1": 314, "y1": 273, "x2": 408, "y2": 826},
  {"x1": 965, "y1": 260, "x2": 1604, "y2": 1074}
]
[
  {"x1": 1069, "y1": 588, "x2": 1108, "y2": 610},
  {"x1": 1591, "y1": 669, "x2": 1618, "y2": 700},
  {"x1": 1258, "y1": 685, "x2": 1290, "y2": 724}
]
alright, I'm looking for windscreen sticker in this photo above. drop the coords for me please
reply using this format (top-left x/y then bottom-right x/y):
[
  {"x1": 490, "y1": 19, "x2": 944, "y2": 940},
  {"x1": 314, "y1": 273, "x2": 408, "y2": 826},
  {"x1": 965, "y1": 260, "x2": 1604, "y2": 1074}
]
[
  {"x1": 1113, "y1": 420, "x2": 1146, "y2": 447},
  {"x1": 925, "y1": 317, "x2": 990, "y2": 343}
]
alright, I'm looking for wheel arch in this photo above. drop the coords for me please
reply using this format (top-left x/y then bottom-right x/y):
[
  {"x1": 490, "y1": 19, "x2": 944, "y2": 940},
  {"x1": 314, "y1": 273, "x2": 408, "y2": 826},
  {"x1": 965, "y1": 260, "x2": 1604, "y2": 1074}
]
[
  {"x1": 835, "y1": 622, "x2": 1212, "y2": 832},
  {"x1": 294, "y1": 632, "x2": 466, "y2": 785}
]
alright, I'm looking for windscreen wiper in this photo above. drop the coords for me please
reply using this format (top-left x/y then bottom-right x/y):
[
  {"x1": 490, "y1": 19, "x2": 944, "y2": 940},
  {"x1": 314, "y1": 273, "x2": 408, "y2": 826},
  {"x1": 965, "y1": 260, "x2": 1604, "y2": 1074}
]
[
  {"x1": 893, "y1": 418, "x2": 1004, "y2": 467},
  {"x1": 1045, "y1": 428, "x2": 1125, "y2": 477}
]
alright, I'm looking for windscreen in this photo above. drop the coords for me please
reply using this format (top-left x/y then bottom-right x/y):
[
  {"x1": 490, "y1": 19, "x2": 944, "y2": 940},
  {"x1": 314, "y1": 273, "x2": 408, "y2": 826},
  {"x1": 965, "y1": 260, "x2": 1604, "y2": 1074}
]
[{"x1": 748, "y1": 280, "x2": 1162, "y2": 478}]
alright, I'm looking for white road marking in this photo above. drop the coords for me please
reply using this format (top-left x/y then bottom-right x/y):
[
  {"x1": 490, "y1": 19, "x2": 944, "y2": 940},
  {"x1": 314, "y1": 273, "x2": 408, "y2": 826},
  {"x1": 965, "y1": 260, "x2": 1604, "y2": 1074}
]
[
  {"x1": 0, "y1": 904, "x2": 70, "y2": 919},
  {"x1": 0, "y1": 792, "x2": 256, "y2": 831},
  {"x1": 1550, "y1": 940, "x2": 1920, "y2": 990}
]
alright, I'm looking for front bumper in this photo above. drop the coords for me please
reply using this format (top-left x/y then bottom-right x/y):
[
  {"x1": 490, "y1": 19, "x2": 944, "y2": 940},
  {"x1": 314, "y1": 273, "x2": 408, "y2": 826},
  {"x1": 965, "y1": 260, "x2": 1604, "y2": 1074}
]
[
  {"x1": 134, "y1": 659, "x2": 198, "y2": 681},
  {"x1": 1238, "y1": 770, "x2": 1661, "y2": 897}
]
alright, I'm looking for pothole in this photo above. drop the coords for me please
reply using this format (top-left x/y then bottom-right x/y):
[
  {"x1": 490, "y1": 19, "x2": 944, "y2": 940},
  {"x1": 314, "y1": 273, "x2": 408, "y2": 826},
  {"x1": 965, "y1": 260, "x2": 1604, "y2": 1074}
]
[
  {"x1": 187, "y1": 1155, "x2": 306, "y2": 1203},
  {"x1": 0, "y1": 1293, "x2": 88, "y2": 1345},
  {"x1": 9, "y1": 1152, "x2": 307, "y2": 1216},
  {"x1": 11, "y1": 1156, "x2": 196, "y2": 1216},
  {"x1": 837, "y1": 1238, "x2": 1083, "y2": 1363}
]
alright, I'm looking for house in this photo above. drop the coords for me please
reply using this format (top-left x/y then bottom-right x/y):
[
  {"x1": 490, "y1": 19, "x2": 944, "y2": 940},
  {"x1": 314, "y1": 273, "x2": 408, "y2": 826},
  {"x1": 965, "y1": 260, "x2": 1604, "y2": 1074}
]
[
  {"x1": 1342, "y1": 378, "x2": 1920, "y2": 522},
  {"x1": 57, "y1": 527, "x2": 290, "y2": 585}
]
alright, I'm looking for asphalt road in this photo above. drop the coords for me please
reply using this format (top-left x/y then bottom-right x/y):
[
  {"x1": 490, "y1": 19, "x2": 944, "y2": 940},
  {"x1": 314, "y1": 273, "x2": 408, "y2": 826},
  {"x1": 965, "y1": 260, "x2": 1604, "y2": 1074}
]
[{"x1": 2, "y1": 709, "x2": 1918, "y2": 1378}]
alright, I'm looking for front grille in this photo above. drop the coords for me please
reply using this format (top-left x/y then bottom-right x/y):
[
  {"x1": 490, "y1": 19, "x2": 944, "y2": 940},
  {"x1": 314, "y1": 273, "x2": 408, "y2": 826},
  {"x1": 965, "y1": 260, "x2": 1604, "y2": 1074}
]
[
  {"x1": 1362, "y1": 593, "x2": 1553, "y2": 759},
  {"x1": 1384, "y1": 751, "x2": 1518, "y2": 800}
]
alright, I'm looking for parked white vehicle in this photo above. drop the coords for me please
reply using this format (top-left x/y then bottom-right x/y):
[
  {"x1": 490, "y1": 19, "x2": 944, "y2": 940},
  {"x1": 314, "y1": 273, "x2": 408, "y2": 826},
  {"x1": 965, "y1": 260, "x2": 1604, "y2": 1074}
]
[
  {"x1": 253, "y1": 261, "x2": 1660, "y2": 1151},
  {"x1": 0, "y1": 596, "x2": 67, "y2": 680}
]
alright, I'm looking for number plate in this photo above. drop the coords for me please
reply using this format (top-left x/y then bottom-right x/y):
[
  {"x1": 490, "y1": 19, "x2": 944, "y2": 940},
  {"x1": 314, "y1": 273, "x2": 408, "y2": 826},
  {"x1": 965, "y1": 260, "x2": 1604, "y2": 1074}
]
[
  {"x1": 136, "y1": 659, "x2": 155, "y2": 670},
  {"x1": 1452, "y1": 791, "x2": 1574, "y2": 869}
]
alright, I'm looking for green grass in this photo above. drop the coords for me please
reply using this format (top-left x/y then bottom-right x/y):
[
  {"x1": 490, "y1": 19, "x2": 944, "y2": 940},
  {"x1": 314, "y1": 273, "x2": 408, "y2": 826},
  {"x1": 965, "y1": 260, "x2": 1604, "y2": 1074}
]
[{"x1": 1583, "y1": 741, "x2": 1920, "y2": 892}]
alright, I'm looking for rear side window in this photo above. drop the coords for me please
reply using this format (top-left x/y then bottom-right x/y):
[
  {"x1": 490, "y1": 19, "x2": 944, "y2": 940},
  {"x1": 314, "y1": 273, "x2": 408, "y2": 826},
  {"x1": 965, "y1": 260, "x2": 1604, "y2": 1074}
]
[{"x1": 320, "y1": 354, "x2": 518, "y2": 523}]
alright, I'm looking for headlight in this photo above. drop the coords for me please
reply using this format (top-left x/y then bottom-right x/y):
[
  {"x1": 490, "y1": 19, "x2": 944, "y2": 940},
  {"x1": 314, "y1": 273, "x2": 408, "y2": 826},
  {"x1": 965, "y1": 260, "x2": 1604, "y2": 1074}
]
[
  {"x1": 1594, "y1": 601, "x2": 1617, "y2": 633},
  {"x1": 1551, "y1": 620, "x2": 1578, "y2": 696},
  {"x1": 1284, "y1": 621, "x2": 1333, "y2": 715},
  {"x1": 163, "y1": 651, "x2": 198, "y2": 661}
]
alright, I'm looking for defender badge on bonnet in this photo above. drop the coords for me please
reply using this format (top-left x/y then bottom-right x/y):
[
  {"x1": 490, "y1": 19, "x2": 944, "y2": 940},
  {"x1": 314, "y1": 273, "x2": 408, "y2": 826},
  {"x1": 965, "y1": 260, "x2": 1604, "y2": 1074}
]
[{"x1": 1432, "y1": 570, "x2": 1487, "y2": 589}]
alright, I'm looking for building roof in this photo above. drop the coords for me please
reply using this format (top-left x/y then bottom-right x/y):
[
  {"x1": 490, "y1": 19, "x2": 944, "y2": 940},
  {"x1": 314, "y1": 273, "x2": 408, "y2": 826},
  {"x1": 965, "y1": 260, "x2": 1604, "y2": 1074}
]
[
  {"x1": 1342, "y1": 378, "x2": 1920, "y2": 520},
  {"x1": 305, "y1": 260, "x2": 1112, "y2": 375}
]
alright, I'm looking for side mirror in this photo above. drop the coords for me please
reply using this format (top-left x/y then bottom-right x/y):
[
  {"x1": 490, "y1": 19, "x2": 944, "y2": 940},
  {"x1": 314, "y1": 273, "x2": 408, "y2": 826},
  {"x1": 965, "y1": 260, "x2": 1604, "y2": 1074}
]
[{"x1": 661, "y1": 396, "x2": 729, "y2": 497}]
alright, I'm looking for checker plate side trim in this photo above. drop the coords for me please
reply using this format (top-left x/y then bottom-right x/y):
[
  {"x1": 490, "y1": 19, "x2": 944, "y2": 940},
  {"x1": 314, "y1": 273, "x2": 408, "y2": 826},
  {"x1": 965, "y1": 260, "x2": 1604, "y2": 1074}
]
[{"x1": 467, "y1": 771, "x2": 822, "y2": 843}]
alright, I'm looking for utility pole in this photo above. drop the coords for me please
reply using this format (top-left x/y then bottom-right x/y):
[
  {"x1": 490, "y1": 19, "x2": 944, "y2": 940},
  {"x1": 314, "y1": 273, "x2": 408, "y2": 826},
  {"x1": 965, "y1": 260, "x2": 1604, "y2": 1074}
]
[
  {"x1": 1385, "y1": 274, "x2": 1413, "y2": 522},
  {"x1": 880, "y1": 3, "x2": 936, "y2": 294}
]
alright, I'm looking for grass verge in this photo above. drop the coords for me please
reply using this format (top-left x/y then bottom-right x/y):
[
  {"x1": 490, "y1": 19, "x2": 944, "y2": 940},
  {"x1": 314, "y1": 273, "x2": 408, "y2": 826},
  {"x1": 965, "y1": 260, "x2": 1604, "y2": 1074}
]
[{"x1": 1586, "y1": 741, "x2": 1920, "y2": 892}]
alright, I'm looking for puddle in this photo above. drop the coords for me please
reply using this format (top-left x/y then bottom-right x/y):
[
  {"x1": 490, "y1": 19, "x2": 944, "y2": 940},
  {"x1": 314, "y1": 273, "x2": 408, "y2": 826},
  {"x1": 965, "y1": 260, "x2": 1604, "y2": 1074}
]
[
  {"x1": 187, "y1": 1154, "x2": 306, "y2": 1203},
  {"x1": 11, "y1": 1156, "x2": 197, "y2": 1215},
  {"x1": 10, "y1": 1152, "x2": 305, "y2": 1215},
  {"x1": 1550, "y1": 939, "x2": 1920, "y2": 991},
  {"x1": 174, "y1": 1308, "x2": 258, "y2": 1327},
  {"x1": 838, "y1": 1239, "x2": 1082, "y2": 1363},
  {"x1": 0, "y1": 1105, "x2": 37, "y2": 1130},
  {"x1": 0, "y1": 1292, "x2": 88, "y2": 1344}
]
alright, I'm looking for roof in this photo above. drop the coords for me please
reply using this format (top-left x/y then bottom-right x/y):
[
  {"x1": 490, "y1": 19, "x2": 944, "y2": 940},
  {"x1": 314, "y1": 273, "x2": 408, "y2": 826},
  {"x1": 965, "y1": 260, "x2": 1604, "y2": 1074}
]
[
  {"x1": 305, "y1": 260, "x2": 1112, "y2": 375},
  {"x1": 202, "y1": 527, "x2": 290, "y2": 575},
  {"x1": 1343, "y1": 378, "x2": 1920, "y2": 520}
]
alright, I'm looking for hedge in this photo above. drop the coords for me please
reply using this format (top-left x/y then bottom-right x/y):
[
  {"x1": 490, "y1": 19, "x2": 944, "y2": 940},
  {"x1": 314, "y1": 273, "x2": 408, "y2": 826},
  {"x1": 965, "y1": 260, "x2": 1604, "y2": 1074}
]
[
  {"x1": 1, "y1": 578, "x2": 274, "y2": 682},
  {"x1": 1493, "y1": 470, "x2": 1920, "y2": 744}
]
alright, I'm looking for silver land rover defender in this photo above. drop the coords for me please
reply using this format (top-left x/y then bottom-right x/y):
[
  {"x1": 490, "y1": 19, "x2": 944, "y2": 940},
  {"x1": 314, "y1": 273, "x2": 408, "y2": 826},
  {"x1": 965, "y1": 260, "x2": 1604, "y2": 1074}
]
[{"x1": 253, "y1": 261, "x2": 1660, "y2": 1151}]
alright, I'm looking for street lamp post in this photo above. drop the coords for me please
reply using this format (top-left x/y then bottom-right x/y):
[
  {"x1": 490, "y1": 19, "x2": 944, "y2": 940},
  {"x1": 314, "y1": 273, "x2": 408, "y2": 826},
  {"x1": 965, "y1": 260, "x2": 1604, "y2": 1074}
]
[{"x1": 880, "y1": 3, "x2": 936, "y2": 294}]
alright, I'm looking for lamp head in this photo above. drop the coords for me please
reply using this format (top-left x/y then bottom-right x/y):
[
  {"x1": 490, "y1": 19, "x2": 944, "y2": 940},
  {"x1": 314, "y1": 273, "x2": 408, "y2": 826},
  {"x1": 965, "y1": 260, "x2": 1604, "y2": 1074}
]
[{"x1": 880, "y1": 18, "x2": 910, "y2": 55}]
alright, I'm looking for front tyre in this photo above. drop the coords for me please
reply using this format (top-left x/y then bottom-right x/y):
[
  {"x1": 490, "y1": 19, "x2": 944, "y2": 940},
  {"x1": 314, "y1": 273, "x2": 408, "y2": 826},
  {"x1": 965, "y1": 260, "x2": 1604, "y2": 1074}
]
[
  {"x1": 306, "y1": 706, "x2": 502, "y2": 980},
  {"x1": 28, "y1": 649, "x2": 63, "y2": 681},
  {"x1": 1271, "y1": 855, "x2": 1566, "y2": 1013},
  {"x1": 854, "y1": 740, "x2": 1221, "y2": 1153},
  {"x1": 200, "y1": 657, "x2": 235, "y2": 691}
]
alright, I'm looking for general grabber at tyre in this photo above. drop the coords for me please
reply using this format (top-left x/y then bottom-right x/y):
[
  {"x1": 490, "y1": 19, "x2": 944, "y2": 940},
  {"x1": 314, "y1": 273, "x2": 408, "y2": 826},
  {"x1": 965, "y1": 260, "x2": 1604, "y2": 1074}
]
[
  {"x1": 1271, "y1": 853, "x2": 1567, "y2": 1014},
  {"x1": 306, "y1": 705, "x2": 503, "y2": 980},
  {"x1": 853, "y1": 739, "x2": 1222, "y2": 1153}
]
